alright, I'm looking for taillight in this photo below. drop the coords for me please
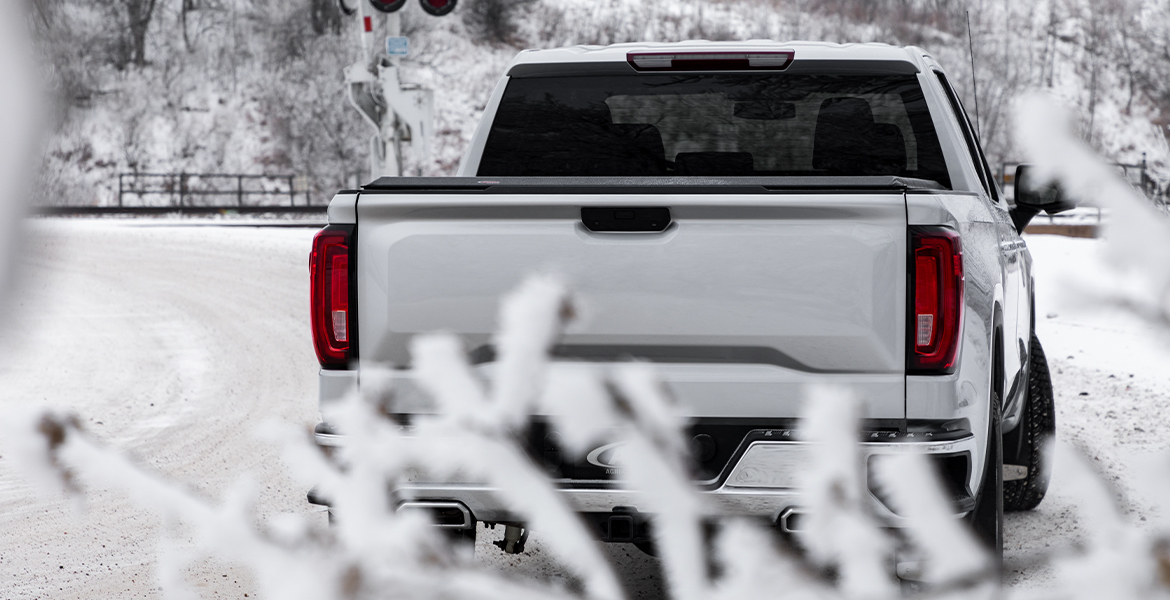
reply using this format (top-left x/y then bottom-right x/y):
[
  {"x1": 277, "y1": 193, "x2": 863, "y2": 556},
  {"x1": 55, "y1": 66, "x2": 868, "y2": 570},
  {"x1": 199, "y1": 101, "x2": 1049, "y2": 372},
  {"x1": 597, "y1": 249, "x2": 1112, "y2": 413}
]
[
  {"x1": 627, "y1": 50, "x2": 794, "y2": 72},
  {"x1": 908, "y1": 226, "x2": 963, "y2": 374},
  {"x1": 311, "y1": 226, "x2": 353, "y2": 368}
]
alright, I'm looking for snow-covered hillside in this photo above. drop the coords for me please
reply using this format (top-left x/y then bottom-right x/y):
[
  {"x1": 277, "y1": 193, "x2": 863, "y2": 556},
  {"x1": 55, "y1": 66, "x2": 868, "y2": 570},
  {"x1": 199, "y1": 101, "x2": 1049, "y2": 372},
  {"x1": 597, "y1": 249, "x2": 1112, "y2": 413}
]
[{"x1": 31, "y1": 0, "x2": 1170, "y2": 205}]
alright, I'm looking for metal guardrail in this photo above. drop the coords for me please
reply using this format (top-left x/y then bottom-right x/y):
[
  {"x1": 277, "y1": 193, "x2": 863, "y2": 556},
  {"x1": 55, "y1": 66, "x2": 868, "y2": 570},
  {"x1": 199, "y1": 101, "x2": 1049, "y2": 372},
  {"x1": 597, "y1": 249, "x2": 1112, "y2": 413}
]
[
  {"x1": 116, "y1": 173, "x2": 311, "y2": 208},
  {"x1": 36, "y1": 173, "x2": 328, "y2": 216}
]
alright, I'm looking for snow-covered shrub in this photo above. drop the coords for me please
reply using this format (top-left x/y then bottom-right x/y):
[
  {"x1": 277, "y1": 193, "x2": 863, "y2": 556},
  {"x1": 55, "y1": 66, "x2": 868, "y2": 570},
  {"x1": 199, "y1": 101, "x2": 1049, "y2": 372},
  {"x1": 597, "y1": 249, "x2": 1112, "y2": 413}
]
[
  {"x1": 9, "y1": 273, "x2": 1121, "y2": 600},
  {"x1": 1015, "y1": 92, "x2": 1170, "y2": 332}
]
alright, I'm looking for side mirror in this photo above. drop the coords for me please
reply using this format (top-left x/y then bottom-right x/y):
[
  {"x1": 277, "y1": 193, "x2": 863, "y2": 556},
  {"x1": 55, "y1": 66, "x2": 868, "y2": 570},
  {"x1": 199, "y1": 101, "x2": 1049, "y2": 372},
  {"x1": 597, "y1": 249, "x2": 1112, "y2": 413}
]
[{"x1": 1010, "y1": 164, "x2": 1078, "y2": 233}]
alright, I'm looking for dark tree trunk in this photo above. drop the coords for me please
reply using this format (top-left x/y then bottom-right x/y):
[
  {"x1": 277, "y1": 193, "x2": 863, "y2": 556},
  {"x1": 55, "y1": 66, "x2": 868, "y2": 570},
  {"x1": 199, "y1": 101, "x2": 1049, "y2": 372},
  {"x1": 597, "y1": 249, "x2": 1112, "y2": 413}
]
[
  {"x1": 127, "y1": 0, "x2": 158, "y2": 66},
  {"x1": 309, "y1": 0, "x2": 341, "y2": 35},
  {"x1": 181, "y1": 0, "x2": 195, "y2": 53}
]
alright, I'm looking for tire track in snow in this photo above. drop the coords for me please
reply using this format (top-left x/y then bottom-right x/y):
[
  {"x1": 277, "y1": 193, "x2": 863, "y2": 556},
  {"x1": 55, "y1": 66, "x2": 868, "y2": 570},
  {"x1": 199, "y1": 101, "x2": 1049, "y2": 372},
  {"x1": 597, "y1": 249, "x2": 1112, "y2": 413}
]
[{"x1": 0, "y1": 221, "x2": 320, "y2": 598}]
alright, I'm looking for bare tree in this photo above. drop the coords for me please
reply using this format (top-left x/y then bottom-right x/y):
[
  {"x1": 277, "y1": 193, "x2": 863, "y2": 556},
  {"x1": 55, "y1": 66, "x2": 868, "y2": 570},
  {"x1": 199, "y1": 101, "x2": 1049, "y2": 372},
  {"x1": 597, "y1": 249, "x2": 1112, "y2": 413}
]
[
  {"x1": 463, "y1": 0, "x2": 537, "y2": 46},
  {"x1": 309, "y1": 0, "x2": 341, "y2": 36},
  {"x1": 181, "y1": 0, "x2": 195, "y2": 53},
  {"x1": 126, "y1": 0, "x2": 158, "y2": 66}
]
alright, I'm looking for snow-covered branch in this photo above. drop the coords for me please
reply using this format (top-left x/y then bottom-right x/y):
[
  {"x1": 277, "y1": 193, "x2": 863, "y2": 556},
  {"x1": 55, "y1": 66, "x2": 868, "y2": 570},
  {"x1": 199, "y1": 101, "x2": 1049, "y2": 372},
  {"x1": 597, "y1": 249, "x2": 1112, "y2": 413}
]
[
  {"x1": 1015, "y1": 92, "x2": 1170, "y2": 333},
  {"x1": 12, "y1": 272, "x2": 1170, "y2": 600}
]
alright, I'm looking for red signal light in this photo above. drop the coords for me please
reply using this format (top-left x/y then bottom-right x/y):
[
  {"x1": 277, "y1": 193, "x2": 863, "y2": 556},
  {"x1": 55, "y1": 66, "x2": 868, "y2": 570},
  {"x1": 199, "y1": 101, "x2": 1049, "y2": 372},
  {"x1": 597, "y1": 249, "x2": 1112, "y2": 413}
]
[
  {"x1": 908, "y1": 226, "x2": 963, "y2": 374},
  {"x1": 311, "y1": 227, "x2": 353, "y2": 368},
  {"x1": 369, "y1": 0, "x2": 407, "y2": 13},
  {"x1": 419, "y1": 0, "x2": 456, "y2": 16}
]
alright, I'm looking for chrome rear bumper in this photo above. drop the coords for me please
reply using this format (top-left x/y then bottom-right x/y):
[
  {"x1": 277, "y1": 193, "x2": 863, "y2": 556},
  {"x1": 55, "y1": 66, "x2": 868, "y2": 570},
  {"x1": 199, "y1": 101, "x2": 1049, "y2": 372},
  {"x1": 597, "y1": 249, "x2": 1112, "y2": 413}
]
[{"x1": 315, "y1": 429, "x2": 978, "y2": 527}]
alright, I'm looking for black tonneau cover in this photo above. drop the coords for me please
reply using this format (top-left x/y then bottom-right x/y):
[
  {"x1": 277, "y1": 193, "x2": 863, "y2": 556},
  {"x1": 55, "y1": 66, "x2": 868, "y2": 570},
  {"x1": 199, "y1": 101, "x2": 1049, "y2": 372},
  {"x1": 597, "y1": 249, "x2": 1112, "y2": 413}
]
[{"x1": 360, "y1": 176, "x2": 947, "y2": 194}]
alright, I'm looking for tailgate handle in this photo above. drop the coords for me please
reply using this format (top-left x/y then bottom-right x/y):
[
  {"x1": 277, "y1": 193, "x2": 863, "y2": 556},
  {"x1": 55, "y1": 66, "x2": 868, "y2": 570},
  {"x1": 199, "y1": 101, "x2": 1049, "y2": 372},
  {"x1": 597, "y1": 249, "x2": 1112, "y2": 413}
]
[{"x1": 581, "y1": 207, "x2": 671, "y2": 232}]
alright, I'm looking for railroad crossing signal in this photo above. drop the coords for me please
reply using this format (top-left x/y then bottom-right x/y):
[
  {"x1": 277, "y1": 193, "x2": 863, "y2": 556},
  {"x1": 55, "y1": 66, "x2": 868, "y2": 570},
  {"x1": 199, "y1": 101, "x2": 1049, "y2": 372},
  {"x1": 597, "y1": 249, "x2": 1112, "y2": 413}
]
[
  {"x1": 338, "y1": 0, "x2": 456, "y2": 180},
  {"x1": 353, "y1": 0, "x2": 457, "y2": 14},
  {"x1": 419, "y1": 0, "x2": 457, "y2": 16}
]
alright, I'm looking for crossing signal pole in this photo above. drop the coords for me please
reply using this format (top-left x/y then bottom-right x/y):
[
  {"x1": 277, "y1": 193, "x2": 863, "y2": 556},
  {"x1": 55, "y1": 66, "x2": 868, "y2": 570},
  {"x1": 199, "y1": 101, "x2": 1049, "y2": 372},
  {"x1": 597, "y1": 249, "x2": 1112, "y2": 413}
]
[{"x1": 340, "y1": 0, "x2": 456, "y2": 180}]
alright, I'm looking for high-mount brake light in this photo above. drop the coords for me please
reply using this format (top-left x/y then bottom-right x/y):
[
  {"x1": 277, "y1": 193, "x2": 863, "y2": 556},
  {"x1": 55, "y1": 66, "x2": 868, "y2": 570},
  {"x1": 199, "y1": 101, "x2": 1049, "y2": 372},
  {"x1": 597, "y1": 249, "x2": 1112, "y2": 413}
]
[
  {"x1": 311, "y1": 227, "x2": 353, "y2": 368},
  {"x1": 908, "y1": 226, "x2": 963, "y2": 374},
  {"x1": 627, "y1": 50, "x2": 795, "y2": 72}
]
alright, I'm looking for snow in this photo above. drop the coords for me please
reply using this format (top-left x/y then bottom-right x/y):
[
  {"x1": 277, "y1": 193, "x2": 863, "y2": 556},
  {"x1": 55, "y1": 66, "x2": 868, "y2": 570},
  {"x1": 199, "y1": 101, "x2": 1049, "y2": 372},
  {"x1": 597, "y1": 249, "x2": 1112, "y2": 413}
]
[
  {"x1": 408, "y1": 317, "x2": 628, "y2": 600},
  {"x1": 871, "y1": 452, "x2": 987, "y2": 585},
  {"x1": 1016, "y1": 93, "x2": 1170, "y2": 326},
  {"x1": 1004, "y1": 233, "x2": 1170, "y2": 591},
  {"x1": 1029, "y1": 235, "x2": 1170, "y2": 385},
  {"x1": 489, "y1": 276, "x2": 573, "y2": 430},
  {"x1": 606, "y1": 364, "x2": 707, "y2": 600},
  {"x1": 797, "y1": 385, "x2": 898, "y2": 598},
  {"x1": 13, "y1": 0, "x2": 1170, "y2": 596},
  {"x1": 3, "y1": 220, "x2": 1170, "y2": 598},
  {"x1": 0, "y1": 220, "x2": 320, "y2": 598}
]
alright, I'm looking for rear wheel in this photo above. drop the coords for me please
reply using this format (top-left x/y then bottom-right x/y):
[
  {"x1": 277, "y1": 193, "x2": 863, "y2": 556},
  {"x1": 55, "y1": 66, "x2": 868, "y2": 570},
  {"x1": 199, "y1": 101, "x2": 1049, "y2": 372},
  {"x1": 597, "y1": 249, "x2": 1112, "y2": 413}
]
[
  {"x1": 1003, "y1": 334, "x2": 1055, "y2": 511},
  {"x1": 971, "y1": 390, "x2": 1003, "y2": 571}
]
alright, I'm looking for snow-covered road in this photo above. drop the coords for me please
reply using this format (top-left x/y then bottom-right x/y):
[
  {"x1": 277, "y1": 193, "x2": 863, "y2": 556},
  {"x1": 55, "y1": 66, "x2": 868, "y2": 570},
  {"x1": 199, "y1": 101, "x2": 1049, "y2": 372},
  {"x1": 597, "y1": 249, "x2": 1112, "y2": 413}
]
[
  {"x1": 0, "y1": 220, "x2": 322, "y2": 597},
  {"x1": 1005, "y1": 235, "x2": 1170, "y2": 590},
  {"x1": 0, "y1": 220, "x2": 1167, "y2": 598}
]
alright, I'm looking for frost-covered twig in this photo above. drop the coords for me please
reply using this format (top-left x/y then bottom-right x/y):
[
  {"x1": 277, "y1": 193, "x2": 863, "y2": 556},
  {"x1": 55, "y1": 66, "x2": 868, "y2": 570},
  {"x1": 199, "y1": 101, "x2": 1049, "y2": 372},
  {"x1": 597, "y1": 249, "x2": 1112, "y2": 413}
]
[
  {"x1": 798, "y1": 385, "x2": 898, "y2": 599},
  {"x1": 1015, "y1": 92, "x2": 1170, "y2": 332},
  {"x1": 609, "y1": 364, "x2": 708, "y2": 600},
  {"x1": 871, "y1": 453, "x2": 990, "y2": 589},
  {"x1": 11, "y1": 412, "x2": 345, "y2": 600},
  {"x1": 19, "y1": 271, "x2": 1170, "y2": 600},
  {"x1": 405, "y1": 276, "x2": 625, "y2": 600}
]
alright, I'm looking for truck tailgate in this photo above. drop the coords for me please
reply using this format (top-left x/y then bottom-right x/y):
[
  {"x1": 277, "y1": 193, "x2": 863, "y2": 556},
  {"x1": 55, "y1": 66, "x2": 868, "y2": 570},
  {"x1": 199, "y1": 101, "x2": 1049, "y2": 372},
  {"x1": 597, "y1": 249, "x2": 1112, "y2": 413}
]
[{"x1": 356, "y1": 192, "x2": 907, "y2": 419}]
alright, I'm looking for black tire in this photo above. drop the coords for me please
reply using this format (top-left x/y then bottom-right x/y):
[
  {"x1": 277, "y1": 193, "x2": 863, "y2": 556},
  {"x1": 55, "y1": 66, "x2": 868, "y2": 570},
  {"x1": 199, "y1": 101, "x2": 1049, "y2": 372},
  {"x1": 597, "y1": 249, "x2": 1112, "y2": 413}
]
[
  {"x1": 1003, "y1": 334, "x2": 1055, "y2": 511},
  {"x1": 971, "y1": 390, "x2": 1003, "y2": 570}
]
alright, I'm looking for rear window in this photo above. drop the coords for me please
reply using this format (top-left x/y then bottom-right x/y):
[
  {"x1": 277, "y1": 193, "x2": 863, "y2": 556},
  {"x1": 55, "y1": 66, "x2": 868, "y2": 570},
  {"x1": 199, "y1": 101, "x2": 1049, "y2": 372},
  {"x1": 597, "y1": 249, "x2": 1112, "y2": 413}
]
[{"x1": 478, "y1": 73, "x2": 950, "y2": 187}]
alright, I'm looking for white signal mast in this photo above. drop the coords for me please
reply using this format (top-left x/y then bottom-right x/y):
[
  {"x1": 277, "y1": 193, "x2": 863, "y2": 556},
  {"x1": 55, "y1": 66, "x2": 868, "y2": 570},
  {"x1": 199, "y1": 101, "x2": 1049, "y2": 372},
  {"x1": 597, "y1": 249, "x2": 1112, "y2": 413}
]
[{"x1": 340, "y1": 0, "x2": 455, "y2": 180}]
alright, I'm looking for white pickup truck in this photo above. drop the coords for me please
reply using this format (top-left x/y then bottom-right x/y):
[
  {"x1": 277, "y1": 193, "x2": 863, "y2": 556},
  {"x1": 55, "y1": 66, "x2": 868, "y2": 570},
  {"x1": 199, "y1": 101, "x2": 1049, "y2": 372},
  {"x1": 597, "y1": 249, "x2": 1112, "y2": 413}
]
[{"x1": 309, "y1": 41, "x2": 1067, "y2": 560}]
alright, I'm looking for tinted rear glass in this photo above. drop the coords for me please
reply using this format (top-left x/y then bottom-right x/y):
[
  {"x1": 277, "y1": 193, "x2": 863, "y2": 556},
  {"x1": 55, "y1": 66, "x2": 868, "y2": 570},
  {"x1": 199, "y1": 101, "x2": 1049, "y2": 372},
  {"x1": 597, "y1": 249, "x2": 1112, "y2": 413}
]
[{"x1": 479, "y1": 73, "x2": 950, "y2": 187}]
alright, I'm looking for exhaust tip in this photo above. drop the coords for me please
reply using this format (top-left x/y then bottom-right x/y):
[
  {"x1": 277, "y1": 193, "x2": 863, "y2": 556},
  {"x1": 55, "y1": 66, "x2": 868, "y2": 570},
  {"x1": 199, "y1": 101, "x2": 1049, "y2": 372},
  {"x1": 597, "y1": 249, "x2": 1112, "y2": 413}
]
[
  {"x1": 777, "y1": 507, "x2": 807, "y2": 533},
  {"x1": 397, "y1": 501, "x2": 473, "y2": 529}
]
